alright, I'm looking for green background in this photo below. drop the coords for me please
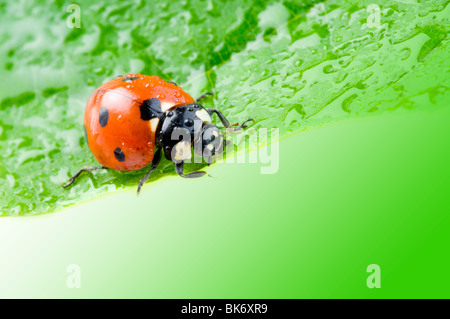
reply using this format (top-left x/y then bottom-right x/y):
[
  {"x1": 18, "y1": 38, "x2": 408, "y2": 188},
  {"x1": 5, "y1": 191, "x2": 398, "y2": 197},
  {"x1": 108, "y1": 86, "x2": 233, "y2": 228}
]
[
  {"x1": 0, "y1": 0, "x2": 449, "y2": 298},
  {"x1": 1, "y1": 107, "x2": 449, "y2": 298}
]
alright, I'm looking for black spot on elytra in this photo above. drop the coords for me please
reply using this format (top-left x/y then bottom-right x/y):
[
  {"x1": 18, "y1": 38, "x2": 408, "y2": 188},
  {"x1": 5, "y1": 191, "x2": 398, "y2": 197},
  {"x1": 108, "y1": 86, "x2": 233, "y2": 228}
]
[
  {"x1": 99, "y1": 106, "x2": 109, "y2": 127},
  {"x1": 121, "y1": 76, "x2": 140, "y2": 82},
  {"x1": 114, "y1": 147, "x2": 125, "y2": 162},
  {"x1": 140, "y1": 98, "x2": 163, "y2": 120}
]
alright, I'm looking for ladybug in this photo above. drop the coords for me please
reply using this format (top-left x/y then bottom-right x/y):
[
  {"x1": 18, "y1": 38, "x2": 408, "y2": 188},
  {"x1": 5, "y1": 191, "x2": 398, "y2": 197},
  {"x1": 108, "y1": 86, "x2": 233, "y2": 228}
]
[{"x1": 62, "y1": 74, "x2": 253, "y2": 194}]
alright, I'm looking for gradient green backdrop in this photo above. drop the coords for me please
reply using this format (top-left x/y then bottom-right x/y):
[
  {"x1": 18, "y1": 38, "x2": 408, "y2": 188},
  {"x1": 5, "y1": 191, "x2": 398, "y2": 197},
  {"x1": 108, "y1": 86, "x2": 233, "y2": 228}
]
[{"x1": 1, "y1": 105, "x2": 449, "y2": 298}]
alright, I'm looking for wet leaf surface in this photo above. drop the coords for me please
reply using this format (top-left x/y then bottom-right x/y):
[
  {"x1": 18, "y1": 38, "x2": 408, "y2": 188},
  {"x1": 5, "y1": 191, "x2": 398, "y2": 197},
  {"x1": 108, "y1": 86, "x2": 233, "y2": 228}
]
[{"x1": 0, "y1": 0, "x2": 448, "y2": 215}]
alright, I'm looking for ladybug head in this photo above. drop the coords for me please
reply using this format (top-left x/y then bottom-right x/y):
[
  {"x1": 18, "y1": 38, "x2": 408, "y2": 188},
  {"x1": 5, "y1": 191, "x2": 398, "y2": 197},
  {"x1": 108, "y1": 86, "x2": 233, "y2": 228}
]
[
  {"x1": 160, "y1": 104, "x2": 227, "y2": 164},
  {"x1": 194, "y1": 123, "x2": 224, "y2": 163}
]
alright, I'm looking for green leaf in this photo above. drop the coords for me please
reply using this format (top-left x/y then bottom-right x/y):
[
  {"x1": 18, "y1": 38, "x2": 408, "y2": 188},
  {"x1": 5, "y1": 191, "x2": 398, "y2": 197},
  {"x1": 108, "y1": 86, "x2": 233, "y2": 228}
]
[{"x1": 0, "y1": 0, "x2": 448, "y2": 215}]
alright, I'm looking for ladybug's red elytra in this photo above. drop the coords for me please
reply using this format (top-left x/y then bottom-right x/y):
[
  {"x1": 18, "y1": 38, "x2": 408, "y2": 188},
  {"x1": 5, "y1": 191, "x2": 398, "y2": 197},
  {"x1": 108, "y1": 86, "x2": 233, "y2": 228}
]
[{"x1": 62, "y1": 74, "x2": 253, "y2": 194}]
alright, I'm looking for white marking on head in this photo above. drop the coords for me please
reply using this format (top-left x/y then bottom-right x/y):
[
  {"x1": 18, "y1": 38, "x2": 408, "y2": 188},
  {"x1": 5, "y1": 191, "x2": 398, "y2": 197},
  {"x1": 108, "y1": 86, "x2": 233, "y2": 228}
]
[
  {"x1": 195, "y1": 109, "x2": 212, "y2": 123},
  {"x1": 161, "y1": 101, "x2": 175, "y2": 112},
  {"x1": 149, "y1": 118, "x2": 159, "y2": 133},
  {"x1": 173, "y1": 141, "x2": 192, "y2": 161}
]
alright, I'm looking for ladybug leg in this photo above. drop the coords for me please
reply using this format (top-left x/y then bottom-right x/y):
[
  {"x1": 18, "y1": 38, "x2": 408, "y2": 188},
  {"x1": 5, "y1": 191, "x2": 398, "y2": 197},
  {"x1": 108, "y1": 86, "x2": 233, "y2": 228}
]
[
  {"x1": 137, "y1": 148, "x2": 162, "y2": 195},
  {"x1": 207, "y1": 108, "x2": 231, "y2": 127},
  {"x1": 207, "y1": 109, "x2": 255, "y2": 131},
  {"x1": 196, "y1": 92, "x2": 214, "y2": 102},
  {"x1": 175, "y1": 162, "x2": 206, "y2": 178},
  {"x1": 62, "y1": 166, "x2": 107, "y2": 188},
  {"x1": 235, "y1": 118, "x2": 255, "y2": 130},
  {"x1": 224, "y1": 118, "x2": 255, "y2": 133}
]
